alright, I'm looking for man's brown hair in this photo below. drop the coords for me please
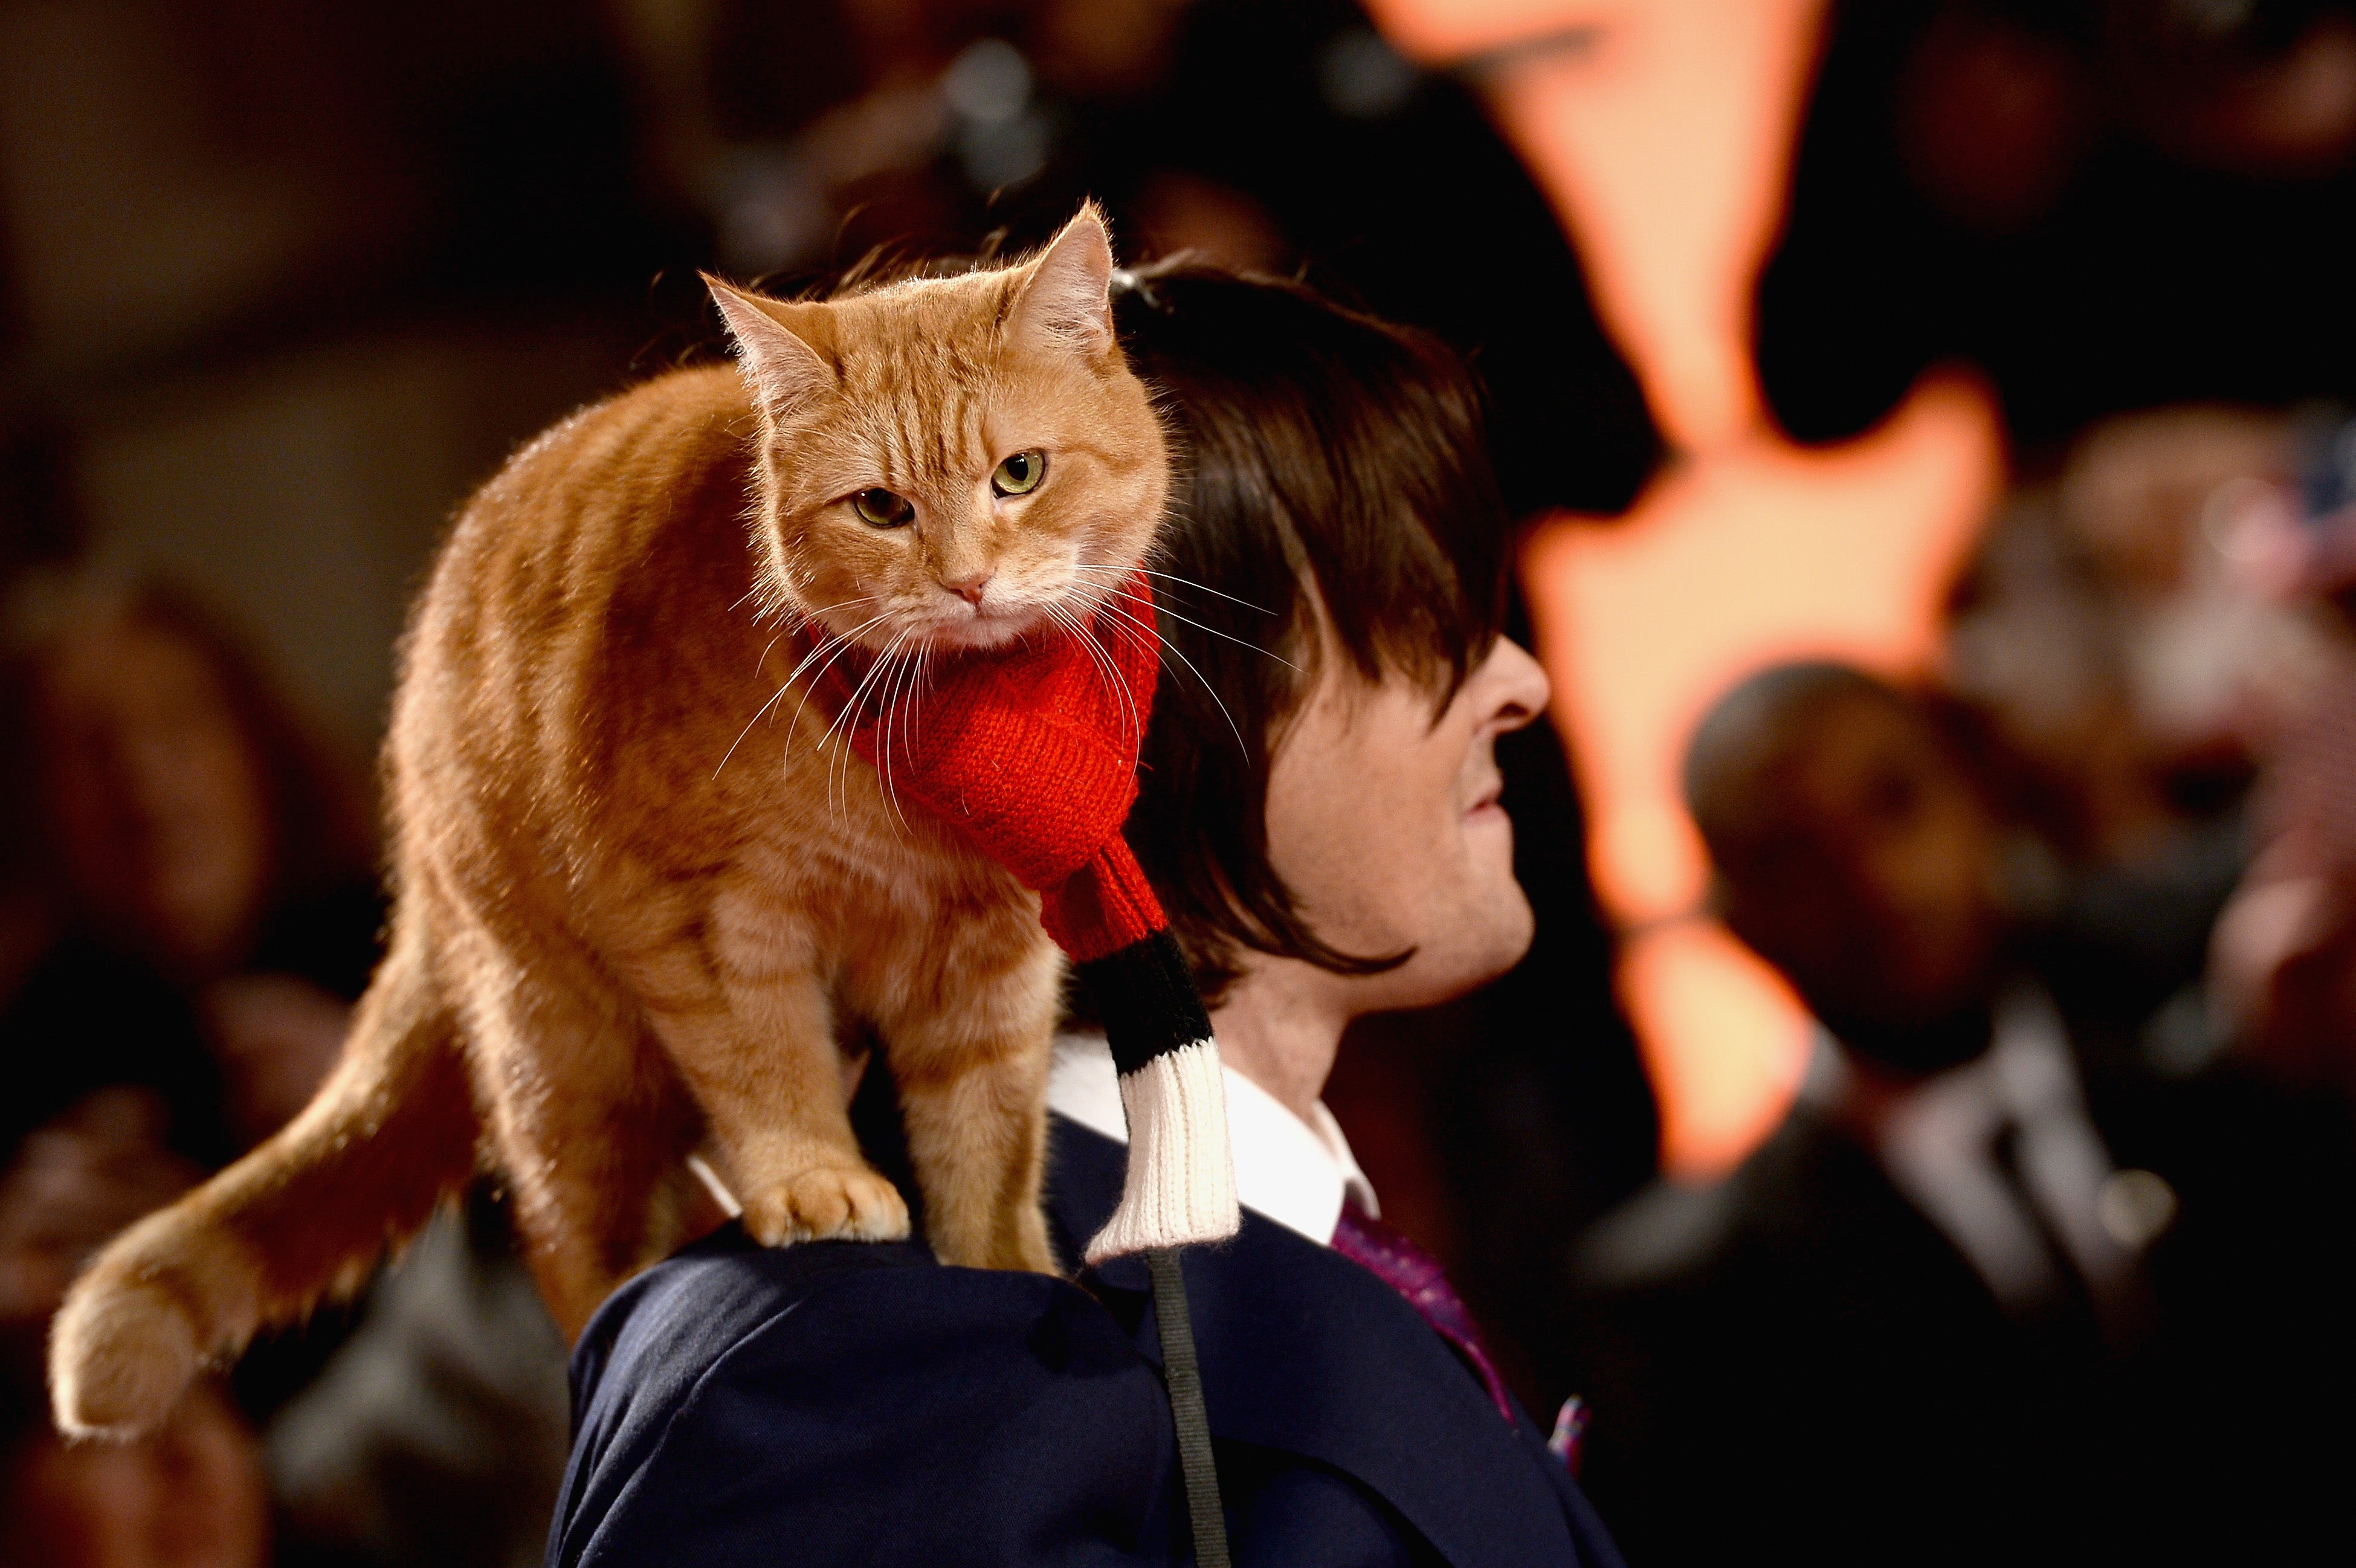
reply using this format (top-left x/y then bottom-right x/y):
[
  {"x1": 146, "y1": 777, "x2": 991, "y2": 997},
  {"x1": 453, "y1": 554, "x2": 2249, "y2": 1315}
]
[{"x1": 1112, "y1": 262, "x2": 1511, "y2": 1001}]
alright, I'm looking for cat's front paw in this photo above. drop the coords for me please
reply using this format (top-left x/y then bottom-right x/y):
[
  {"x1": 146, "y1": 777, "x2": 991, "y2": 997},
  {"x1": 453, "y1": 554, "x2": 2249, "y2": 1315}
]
[{"x1": 741, "y1": 1164, "x2": 911, "y2": 1247}]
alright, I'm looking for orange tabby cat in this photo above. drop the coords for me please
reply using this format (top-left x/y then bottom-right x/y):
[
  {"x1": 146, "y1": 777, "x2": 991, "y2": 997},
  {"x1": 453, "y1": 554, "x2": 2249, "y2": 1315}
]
[{"x1": 50, "y1": 205, "x2": 1169, "y2": 1439}]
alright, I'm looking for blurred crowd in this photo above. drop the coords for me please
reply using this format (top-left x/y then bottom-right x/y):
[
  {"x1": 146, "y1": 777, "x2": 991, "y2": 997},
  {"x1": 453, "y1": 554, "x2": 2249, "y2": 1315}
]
[
  {"x1": 1558, "y1": 402, "x2": 2356, "y2": 1562},
  {"x1": 0, "y1": 582, "x2": 568, "y2": 1568},
  {"x1": 4, "y1": 0, "x2": 2355, "y2": 1564}
]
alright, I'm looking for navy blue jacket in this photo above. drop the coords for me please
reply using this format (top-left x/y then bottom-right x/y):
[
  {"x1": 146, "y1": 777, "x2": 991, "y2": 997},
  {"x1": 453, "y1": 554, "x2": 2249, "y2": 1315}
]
[
  {"x1": 549, "y1": 1114, "x2": 1624, "y2": 1566},
  {"x1": 1044, "y1": 1117, "x2": 1624, "y2": 1568},
  {"x1": 549, "y1": 1233, "x2": 1182, "y2": 1567}
]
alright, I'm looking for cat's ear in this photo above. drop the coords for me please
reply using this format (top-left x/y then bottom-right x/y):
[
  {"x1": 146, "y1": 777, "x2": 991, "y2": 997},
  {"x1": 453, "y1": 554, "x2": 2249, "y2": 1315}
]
[
  {"x1": 706, "y1": 278, "x2": 829, "y2": 411},
  {"x1": 1009, "y1": 204, "x2": 1116, "y2": 360}
]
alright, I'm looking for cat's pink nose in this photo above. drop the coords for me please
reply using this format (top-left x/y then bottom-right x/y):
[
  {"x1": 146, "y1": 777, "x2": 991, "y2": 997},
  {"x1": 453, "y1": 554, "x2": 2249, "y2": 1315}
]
[{"x1": 943, "y1": 573, "x2": 992, "y2": 607}]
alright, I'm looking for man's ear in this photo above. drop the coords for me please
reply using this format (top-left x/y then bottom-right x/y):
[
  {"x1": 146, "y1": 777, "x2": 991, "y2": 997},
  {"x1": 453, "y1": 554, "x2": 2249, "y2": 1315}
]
[
  {"x1": 1007, "y1": 203, "x2": 1115, "y2": 359},
  {"x1": 706, "y1": 277, "x2": 829, "y2": 410}
]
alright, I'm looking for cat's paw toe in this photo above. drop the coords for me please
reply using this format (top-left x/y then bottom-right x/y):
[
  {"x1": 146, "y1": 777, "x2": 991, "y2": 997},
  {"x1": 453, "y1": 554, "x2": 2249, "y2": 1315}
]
[{"x1": 743, "y1": 1165, "x2": 911, "y2": 1246}]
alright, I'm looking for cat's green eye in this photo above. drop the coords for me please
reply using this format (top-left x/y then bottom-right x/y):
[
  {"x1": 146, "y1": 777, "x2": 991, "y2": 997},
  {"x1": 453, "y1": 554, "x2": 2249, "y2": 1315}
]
[
  {"x1": 992, "y1": 450, "x2": 1046, "y2": 497},
  {"x1": 851, "y1": 488, "x2": 915, "y2": 528}
]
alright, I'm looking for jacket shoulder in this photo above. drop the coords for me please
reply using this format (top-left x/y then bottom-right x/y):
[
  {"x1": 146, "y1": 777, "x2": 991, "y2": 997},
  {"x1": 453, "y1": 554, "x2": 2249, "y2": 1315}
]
[
  {"x1": 1048, "y1": 1115, "x2": 1625, "y2": 1568},
  {"x1": 553, "y1": 1228, "x2": 1180, "y2": 1568}
]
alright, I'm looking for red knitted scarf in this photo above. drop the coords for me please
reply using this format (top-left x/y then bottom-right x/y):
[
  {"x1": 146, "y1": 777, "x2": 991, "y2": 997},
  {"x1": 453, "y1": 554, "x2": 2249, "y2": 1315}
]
[
  {"x1": 789, "y1": 569, "x2": 1236, "y2": 1260},
  {"x1": 792, "y1": 571, "x2": 1163, "y2": 961}
]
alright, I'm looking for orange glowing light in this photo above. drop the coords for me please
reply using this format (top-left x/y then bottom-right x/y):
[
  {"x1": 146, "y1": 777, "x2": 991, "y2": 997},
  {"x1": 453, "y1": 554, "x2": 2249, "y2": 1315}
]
[
  {"x1": 1523, "y1": 384, "x2": 2004, "y2": 1169},
  {"x1": 1370, "y1": 0, "x2": 2007, "y2": 1175},
  {"x1": 1616, "y1": 917, "x2": 1813, "y2": 1173}
]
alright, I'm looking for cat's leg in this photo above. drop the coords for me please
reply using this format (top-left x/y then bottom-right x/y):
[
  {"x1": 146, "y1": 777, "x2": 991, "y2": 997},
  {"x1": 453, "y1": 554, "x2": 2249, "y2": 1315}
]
[
  {"x1": 645, "y1": 962, "x2": 912, "y2": 1252},
  {"x1": 867, "y1": 923, "x2": 1062, "y2": 1275},
  {"x1": 458, "y1": 934, "x2": 701, "y2": 1340}
]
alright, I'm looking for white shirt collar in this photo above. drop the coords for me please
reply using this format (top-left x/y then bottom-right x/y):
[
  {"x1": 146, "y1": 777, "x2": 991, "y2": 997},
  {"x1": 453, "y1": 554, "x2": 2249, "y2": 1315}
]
[{"x1": 1048, "y1": 1031, "x2": 1378, "y2": 1246}]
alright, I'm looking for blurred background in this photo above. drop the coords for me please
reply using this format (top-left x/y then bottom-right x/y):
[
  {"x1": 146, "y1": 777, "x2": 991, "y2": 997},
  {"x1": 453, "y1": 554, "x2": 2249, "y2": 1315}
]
[{"x1": 4, "y1": 0, "x2": 2355, "y2": 1563}]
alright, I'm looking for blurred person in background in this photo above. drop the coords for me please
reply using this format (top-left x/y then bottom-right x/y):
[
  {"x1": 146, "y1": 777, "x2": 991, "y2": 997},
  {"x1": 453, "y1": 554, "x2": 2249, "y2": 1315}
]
[
  {"x1": 0, "y1": 1370, "x2": 269, "y2": 1568},
  {"x1": 1552, "y1": 660, "x2": 2356, "y2": 1566},
  {"x1": 0, "y1": 579, "x2": 380, "y2": 1549},
  {"x1": 0, "y1": 579, "x2": 569, "y2": 1568},
  {"x1": 1934, "y1": 406, "x2": 2317, "y2": 1177},
  {"x1": 1946, "y1": 405, "x2": 2325, "y2": 882},
  {"x1": 1761, "y1": 0, "x2": 2356, "y2": 450},
  {"x1": 2209, "y1": 407, "x2": 2356, "y2": 1099},
  {"x1": 5, "y1": 578, "x2": 381, "y2": 1169}
]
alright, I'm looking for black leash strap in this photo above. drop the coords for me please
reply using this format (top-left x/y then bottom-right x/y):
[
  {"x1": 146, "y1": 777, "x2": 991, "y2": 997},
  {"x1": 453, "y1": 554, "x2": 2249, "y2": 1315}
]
[{"x1": 1146, "y1": 1247, "x2": 1230, "y2": 1567}]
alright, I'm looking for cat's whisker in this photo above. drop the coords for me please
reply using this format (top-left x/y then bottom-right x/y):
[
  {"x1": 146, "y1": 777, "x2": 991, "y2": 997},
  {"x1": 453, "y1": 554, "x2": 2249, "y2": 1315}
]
[
  {"x1": 895, "y1": 639, "x2": 927, "y2": 753},
  {"x1": 718, "y1": 608, "x2": 898, "y2": 779},
  {"x1": 1043, "y1": 602, "x2": 1104, "y2": 722},
  {"x1": 797, "y1": 637, "x2": 872, "y2": 775},
  {"x1": 1086, "y1": 598, "x2": 1163, "y2": 676},
  {"x1": 876, "y1": 635, "x2": 921, "y2": 831},
  {"x1": 906, "y1": 645, "x2": 932, "y2": 755},
  {"x1": 1068, "y1": 562, "x2": 1276, "y2": 616},
  {"x1": 1060, "y1": 598, "x2": 1132, "y2": 705},
  {"x1": 784, "y1": 592, "x2": 885, "y2": 632},
  {"x1": 825, "y1": 626, "x2": 911, "y2": 820},
  {"x1": 1042, "y1": 599, "x2": 1089, "y2": 664},
  {"x1": 894, "y1": 645, "x2": 928, "y2": 819},
  {"x1": 783, "y1": 609, "x2": 900, "y2": 754},
  {"x1": 824, "y1": 647, "x2": 885, "y2": 810},
  {"x1": 1053, "y1": 601, "x2": 1138, "y2": 747},
  {"x1": 713, "y1": 679, "x2": 794, "y2": 780},
  {"x1": 866, "y1": 647, "x2": 901, "y2": 828},
  {"x1": 770, "y1": 596, "x2": 886, "y2": 664},
  {"x1": 778, "y1": 636, "x2": 853, "y2": 747},
  {"x1": 876, "y1": 636, "x2": 923, "y2": 834},
  {"x1": 1093, "y1": 596, "x2": 1250, "y2": 757},
  {"x1": 779, "y1": 606, "x2": 897, "y2": 690},
  {"x1": 1111, "y1": 583, "x2": 1302, "y2": 673},
  {"x1": 1082, "y1": 618, "x2": 1144, "y2": 748},
  {"x1": 826, "y1": 667, "x2": 867, "y2": 818},
  {"x1": 773, "y1": 592, "x2": 888, "y2": 656},
  {"x1": 1092, "y1": 599, "x2": 1240, "y2": 755}
]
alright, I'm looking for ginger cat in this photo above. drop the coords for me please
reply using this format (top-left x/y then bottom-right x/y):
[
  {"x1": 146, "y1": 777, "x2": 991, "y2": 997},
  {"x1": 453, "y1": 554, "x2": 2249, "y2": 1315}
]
[{"x1": 51, "y1": 206, "x2": 1169, "y2": 1439}]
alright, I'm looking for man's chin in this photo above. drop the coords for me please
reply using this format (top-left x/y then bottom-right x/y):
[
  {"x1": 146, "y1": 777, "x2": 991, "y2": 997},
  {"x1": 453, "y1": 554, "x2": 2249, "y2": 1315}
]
[{"x1": 1469, "y1": 890, "x2": 1537, "y2": 989}]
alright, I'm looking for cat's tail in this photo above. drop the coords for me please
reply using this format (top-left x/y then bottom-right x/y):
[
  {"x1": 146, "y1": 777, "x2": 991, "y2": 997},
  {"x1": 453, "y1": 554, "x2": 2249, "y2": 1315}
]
[{"x1": 49, "y1": 918, "x2": 477, "y2": 1439}]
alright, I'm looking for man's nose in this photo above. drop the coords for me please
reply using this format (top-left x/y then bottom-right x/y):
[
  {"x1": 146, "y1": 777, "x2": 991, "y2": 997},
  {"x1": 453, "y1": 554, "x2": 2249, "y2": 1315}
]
[{"x1": 1485, "y1": 637, "x2": 1551, "y2": 726}]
